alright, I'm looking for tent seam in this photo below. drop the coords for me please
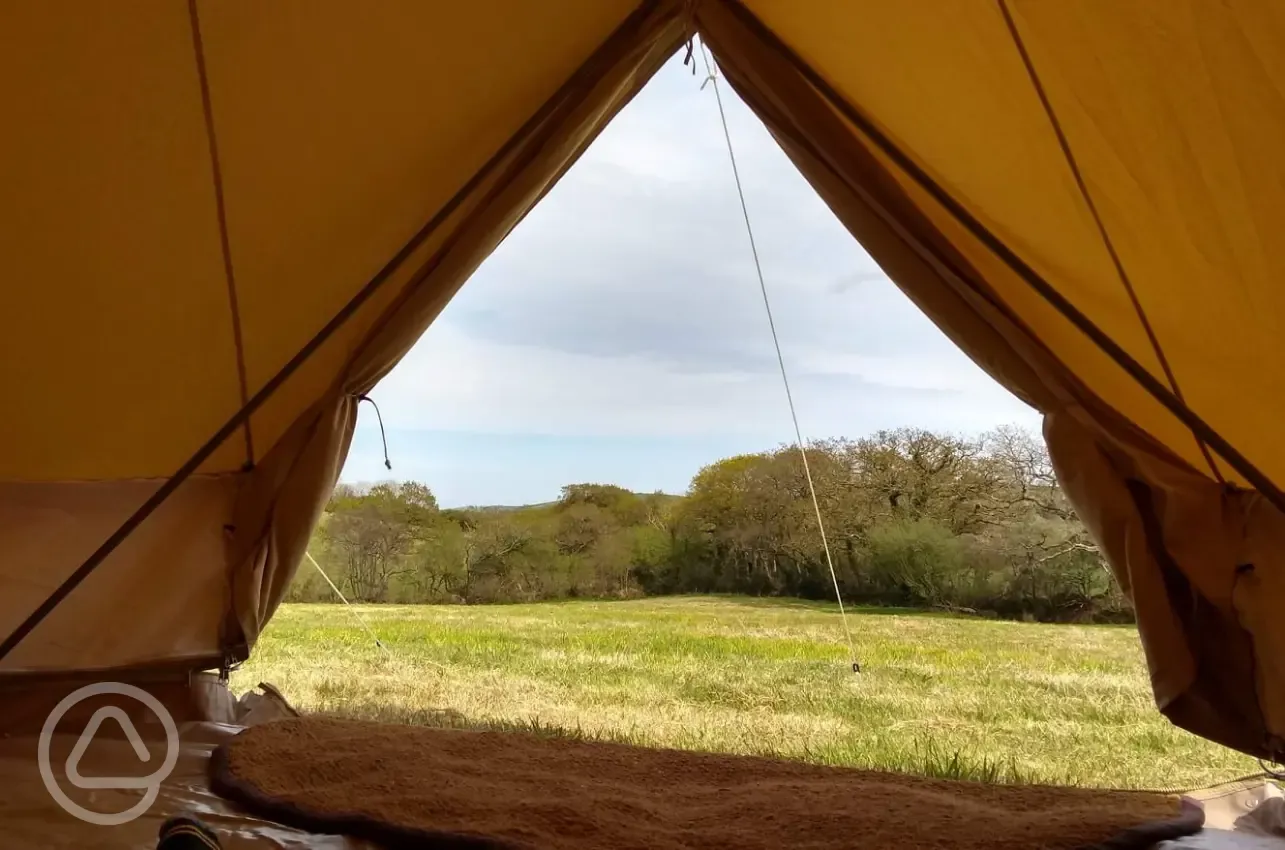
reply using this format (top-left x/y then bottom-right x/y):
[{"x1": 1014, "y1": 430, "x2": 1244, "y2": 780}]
[
  {"x1": 0, "y1": 0, "x2": 683, "y2": 668},
  {"x1": 0, "y1": 30, "x2": 594, "y2": 664},
  {"x1": 188, "y1": 0, "x2": 255, "y2": 470},
  {"x1": 995, "y1": 0, "x2": 1226, "y2": 487},
  {"x1": 707, "y1": 0, "x2": 1285, "y2": 513},
  {"x1": 227, "y1": 397, "x2": 334, "y2": 661},
  {"x1": 337, "y1": 0, "x2": 680, "y2": 380},
  {"x1": 700, "y1": 8, "x2": 1222, "y2": 484},
  {"x1": 0, "y1": 0, "x2": 681, "y2": 671}
]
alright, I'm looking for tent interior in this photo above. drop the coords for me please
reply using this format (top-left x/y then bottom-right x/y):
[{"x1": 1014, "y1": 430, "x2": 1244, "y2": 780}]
[{"x1": 5, "y1": 0, "x2": 1285, "y2": 846}]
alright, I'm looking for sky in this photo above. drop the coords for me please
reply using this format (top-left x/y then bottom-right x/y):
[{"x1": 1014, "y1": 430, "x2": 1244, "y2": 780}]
[{"x1": 340, "y1": 50, "x2": 1040, "y2": 507}]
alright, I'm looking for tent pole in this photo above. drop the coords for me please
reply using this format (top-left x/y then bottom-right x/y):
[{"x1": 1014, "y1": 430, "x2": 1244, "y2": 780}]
[{"x1": 711, "y1": 0, "x2": 1285, "y2": 516}]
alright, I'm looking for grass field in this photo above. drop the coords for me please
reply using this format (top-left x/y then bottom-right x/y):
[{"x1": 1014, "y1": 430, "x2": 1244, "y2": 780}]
[{"x1": 230, "y1": 596, "x2": 1258, "y2": 790}]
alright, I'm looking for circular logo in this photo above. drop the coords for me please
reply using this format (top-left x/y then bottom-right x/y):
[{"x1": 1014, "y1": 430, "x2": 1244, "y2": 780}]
[{"x1": 38, "y1": 682, "x2": 180, "y2": 826}]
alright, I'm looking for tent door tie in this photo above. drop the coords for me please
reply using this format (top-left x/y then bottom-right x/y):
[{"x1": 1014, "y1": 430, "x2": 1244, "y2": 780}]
[{"x1": 358, "y1": 393, "x2": 393, "y2": 470}]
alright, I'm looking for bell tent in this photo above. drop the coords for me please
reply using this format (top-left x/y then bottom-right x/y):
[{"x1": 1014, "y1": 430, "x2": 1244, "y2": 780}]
[{"x1": 3, "y1": 0, "x2": 1285, "y2": 774}]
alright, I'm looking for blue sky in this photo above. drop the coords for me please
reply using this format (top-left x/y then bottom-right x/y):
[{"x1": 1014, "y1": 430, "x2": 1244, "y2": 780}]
[{"x1": 341, "y1": 50, "x2": 1040, "y2": 507}]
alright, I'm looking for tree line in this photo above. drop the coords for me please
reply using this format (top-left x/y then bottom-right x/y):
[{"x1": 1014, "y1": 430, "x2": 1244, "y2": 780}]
[{"x1": 287, "y1": 425, "x2": 1130, "y2": 623}]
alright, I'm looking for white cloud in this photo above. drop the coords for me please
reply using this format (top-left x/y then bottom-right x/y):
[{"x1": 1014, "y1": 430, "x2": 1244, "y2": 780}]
[
  {"x1": 352, "y1": 50, "x2": 1043, "y2": 491},
  {"x1": 372, "y1": 318, "x2": 1039, "y2": 442}
]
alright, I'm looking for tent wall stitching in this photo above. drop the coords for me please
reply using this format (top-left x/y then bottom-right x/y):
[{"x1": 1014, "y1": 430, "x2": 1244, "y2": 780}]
[
  {"x1": 714, "y1": 0, "x2": 1285, "y2": 513},
  {"x1": 189, "y1": 0, "x2": 254, "y2": 470},
  {"x1": 995, "y1": 0, "x2": 1226, "y2": 487},
  {"x1": 189, "y1": 0, "x2": 254, "y2": 673},
  {"x1": 0, "y1": 0, "x2": 669, "y2": 667}
]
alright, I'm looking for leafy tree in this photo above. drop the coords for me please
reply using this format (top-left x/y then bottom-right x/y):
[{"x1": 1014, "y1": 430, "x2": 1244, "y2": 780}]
[
  {"x1": 323, "y1": 482, "x2": 439, "y2": 601},
  {"x1": 293, "y1": 426, "x2": 1129, "y2": 623}
]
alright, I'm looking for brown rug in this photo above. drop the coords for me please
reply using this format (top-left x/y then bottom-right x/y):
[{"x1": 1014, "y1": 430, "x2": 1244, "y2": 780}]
[{"x1": 210, "y1": 717, "x2": 1202, "y2": 850}]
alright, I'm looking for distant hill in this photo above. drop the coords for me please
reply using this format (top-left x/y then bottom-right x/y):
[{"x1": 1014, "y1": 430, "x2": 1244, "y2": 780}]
[
  {"x1": 457, "y1": 491, "x2": 682, "y2": 514},
  {"x1": 340, "y1": 481, "x2": 681, "y2": 515},
  {"x1": 462, "y1": 502, "x2": 556, "y2": 513}
]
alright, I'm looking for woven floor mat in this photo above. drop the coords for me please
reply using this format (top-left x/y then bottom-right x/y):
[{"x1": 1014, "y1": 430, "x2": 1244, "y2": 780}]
[{"x1": 211, "y1": 716, "x2": 1202, "y2": 850}]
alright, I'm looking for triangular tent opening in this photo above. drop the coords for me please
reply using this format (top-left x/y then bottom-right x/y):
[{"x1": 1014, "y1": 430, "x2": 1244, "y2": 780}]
[{"x1": 4, "y1": 0, "x2": 1285, "y2": 767}]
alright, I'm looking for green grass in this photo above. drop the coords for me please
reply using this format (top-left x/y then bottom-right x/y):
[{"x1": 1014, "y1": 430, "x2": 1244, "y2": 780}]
[{"x1": 231, "y1": 596, "x2": 1259, "y2": 789}]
